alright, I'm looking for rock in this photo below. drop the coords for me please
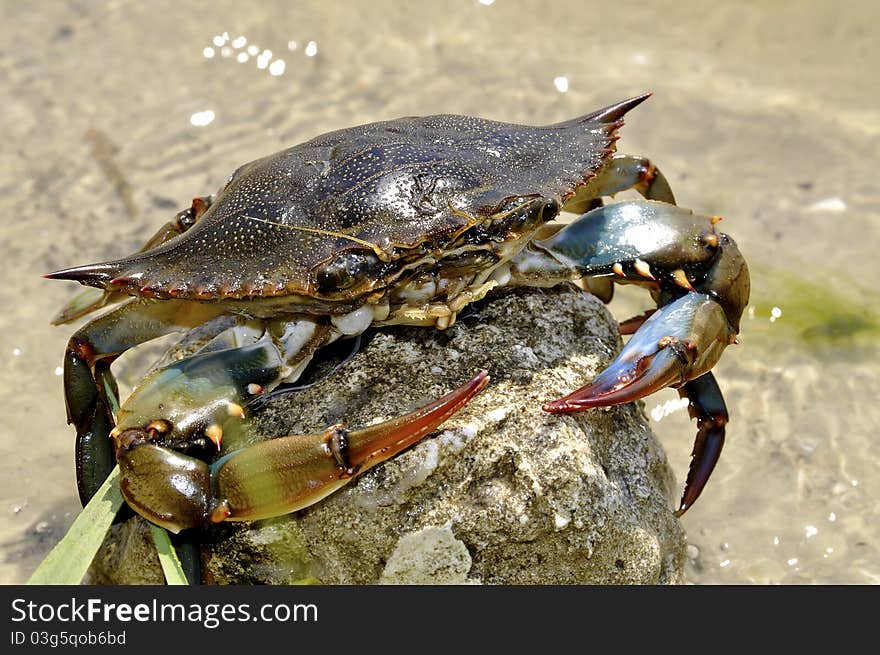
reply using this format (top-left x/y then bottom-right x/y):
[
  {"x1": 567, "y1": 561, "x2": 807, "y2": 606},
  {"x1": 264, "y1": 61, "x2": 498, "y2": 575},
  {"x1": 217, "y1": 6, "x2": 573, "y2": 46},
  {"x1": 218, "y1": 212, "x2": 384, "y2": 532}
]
[
  {"x1": 89, "y1": 286, "x2": 687, "y2": 584},
  {"x1": 86, "y1": 517, "x2": 164, "y2": 585},
  {"x1": 379, "y1": 524, "x2": 474, "y2": 584}
]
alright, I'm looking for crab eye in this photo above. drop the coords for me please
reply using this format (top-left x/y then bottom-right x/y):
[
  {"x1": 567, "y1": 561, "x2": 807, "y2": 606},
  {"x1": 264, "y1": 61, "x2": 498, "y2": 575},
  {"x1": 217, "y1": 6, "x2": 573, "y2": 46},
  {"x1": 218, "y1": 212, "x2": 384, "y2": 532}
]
[{"x1": 315, "y1": 251, "x2": 380, "y2": 293}]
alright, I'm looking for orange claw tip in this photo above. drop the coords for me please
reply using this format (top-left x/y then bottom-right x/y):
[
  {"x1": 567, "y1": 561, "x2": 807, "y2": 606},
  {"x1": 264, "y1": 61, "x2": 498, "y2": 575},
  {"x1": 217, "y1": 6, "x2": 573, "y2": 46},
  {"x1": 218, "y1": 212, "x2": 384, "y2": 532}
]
[
  {"x1": 671, "y1": 268, "x2": 695, "y2": 291},
  {"x1": 542, "y1": 347, "x2": 683, "y2": 414},
  {"x1": 633, "y1": 258, "x2": 656, "y2": 281},
  {"x1": 208, "y1": 500, "x2": 232, "y2": 523},
  {"x1": 346, "y1": 370, "x2": 489, "y2": 471},
  {"x1": 386, "y1": 368, "x2": 490, "y2": 438},
  {"x1": 226, "y1": 401, "x2": 246, "y2": 419},
  {"x1": 205, "y1": 423, "x2": 224, "y2": 450}
]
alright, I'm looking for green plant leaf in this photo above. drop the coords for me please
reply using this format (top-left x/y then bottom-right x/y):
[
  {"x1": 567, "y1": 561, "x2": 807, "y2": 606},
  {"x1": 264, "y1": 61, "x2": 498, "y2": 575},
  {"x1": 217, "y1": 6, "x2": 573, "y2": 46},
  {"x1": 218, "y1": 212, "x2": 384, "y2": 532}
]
[
  {"x1": 27, "y1": 466, "x2": 124, "y2": 585},
  {"x1": 149, "y1": 524, "x2": 190, "y2": 585}
]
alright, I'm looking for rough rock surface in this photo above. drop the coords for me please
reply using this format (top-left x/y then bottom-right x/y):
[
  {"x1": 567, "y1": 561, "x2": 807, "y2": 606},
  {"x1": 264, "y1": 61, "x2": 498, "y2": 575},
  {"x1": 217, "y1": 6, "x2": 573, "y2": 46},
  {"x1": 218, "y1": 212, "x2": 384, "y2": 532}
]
[
  {"x1": 89, "y1": 286, "x2": 686, "y2": 584},
  {"x1": 88, "y1": 517, "x2": 164, "y2": 585}
]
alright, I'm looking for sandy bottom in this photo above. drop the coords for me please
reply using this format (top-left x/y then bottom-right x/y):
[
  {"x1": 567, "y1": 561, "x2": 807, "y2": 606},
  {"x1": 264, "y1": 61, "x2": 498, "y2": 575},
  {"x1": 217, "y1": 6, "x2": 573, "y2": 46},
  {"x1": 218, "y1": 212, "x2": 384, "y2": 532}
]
[{"x1": 1, "y1": 0, "x2": 877, "y2": 584}]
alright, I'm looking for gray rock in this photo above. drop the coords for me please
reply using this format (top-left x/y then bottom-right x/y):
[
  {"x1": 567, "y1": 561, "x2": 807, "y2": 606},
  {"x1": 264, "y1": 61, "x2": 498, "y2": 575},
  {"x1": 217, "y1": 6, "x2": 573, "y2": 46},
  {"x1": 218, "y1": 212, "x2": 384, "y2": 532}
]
[
  {"x1": 90, "y1": 286, "x2": 687, "y2": 584},
  {"x1": 379, "y1": 524, "x2": 474, "y2": 585},
  {"x1": 86, "y1": 518, "x2": 164, "y2": 585},
  {"x1": 204, "y1": 286, "x2": 686, "y2": 584}
]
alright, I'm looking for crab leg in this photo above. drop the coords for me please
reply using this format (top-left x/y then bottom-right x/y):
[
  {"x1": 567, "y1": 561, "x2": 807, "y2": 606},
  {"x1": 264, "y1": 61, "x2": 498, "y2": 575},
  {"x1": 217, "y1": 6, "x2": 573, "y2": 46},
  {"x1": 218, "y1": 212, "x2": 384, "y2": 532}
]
[
  {"x1": 107, "y1": 338, "x2": 291, "y2": 531},
  {"x1": 563, "y1": 153, "x2": 676, "y2": 213},
  {"x1": 52, "y1": 298, "x2": 226, "y2": 503},
  {"x1": 113, "y1": 369, "x2": 489, "y2": 533},
  {"x1": 139, "y1": 195, "x2": 214, "y2": 252},
  {"x1": 111, "y1": 334, "x2": 291, "y2": 443},
  {"x1": 516, "y1": 199, "x2": 749, "y2": 514}
]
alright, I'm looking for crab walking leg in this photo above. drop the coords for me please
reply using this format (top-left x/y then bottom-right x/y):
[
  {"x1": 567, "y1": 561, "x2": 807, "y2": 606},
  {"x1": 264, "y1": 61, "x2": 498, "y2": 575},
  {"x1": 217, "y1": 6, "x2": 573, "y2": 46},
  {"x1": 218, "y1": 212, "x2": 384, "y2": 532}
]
[
  {"x1": 563, "y1": 154, "x2": 676, "y2": 215},
  {"x1": 514, "y1": 199, "x2": 749, "y2": 514},
  {"x1": 50, "y1": 288, "x2": 127, "y2": 327},
  {"x1": 58, "y1": 299, "x2": 227, "y2": 503},
  {"x1": 115, "y1": 370, "x2": 489, "y2": 533},
  {"x1": 617, "y1": 310, "x2": 656, "y2": 335},
  {"x1": 139, "y1": 195, "x2": 214, "y2": 252},
  {"x1": 50, "y1": 196, "x2": 214, "y2": 326}
]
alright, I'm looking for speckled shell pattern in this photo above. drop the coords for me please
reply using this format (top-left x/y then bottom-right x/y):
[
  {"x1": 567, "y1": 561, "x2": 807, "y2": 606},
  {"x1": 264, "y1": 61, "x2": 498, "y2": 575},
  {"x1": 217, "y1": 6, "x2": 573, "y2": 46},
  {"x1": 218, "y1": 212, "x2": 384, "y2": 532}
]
[{"x1": 65, "y1": 95, "x2": 648, "y2": 303}]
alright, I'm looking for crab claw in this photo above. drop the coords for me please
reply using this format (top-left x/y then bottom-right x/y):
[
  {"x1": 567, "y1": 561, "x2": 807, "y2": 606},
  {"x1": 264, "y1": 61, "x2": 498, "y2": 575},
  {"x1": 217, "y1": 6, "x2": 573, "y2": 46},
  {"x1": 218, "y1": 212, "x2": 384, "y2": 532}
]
[
  {"x1": 210, "y1": 369, "x2": 490, "y2": 524},
  {"x1": 543, "y1": 293, "x2": 735, "y2": 515},
  {"x1": 115, "y1": 370, "x2": 489, "y2": 532},
  {"x1": 543, "y1": 293, "x2": 731, "y2": 412}
]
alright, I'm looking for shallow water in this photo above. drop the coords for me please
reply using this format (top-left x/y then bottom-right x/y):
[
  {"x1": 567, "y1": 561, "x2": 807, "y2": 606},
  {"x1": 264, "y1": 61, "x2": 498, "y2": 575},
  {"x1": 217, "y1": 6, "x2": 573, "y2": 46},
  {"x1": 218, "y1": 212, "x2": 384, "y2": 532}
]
[{"x1": 1, "y1": 0, "x2": 877, "y2": 584}]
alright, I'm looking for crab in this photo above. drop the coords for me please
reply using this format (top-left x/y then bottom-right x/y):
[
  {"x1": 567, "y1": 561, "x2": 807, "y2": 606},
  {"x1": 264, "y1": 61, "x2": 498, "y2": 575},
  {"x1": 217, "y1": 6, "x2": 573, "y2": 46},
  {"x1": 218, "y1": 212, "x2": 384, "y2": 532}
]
[{"x1": 47, "y1": 94, "x2": 749, "y2": 534}]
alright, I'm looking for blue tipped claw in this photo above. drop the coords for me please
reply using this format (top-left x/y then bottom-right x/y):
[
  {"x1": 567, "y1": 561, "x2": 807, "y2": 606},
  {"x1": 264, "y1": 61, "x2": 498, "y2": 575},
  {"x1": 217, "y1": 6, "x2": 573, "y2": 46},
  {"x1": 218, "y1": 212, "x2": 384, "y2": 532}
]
[
  {"x1": 543, "y1": 293, "x2": 730, "y2": 412},
  {"x1": 543, "y1": 292, "x2": 736, "y2": 516}
]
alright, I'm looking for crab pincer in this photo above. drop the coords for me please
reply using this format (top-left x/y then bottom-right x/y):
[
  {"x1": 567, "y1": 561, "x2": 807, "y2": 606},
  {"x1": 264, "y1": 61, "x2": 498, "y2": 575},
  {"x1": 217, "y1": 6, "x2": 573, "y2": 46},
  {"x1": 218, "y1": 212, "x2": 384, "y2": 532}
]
[
  {"x1": 114, "y1": 370, "x2": 488, "y2": 533},
  {"x1": 542, "y1": 294, "x2": 732, "y2": 516},
  {"x1": 543, "y1": 293, "x2": 729, "y2": 410},
  {"x1": 535, "y1": 201, "x2": 749, "y2": 515}
]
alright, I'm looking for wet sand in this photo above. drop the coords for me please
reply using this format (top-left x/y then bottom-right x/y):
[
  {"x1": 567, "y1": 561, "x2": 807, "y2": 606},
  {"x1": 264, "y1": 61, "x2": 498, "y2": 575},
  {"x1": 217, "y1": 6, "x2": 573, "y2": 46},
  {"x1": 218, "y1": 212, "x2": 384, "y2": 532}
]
[{"x1": 1, "y1": 0, "x2": 877, "y2": 583}]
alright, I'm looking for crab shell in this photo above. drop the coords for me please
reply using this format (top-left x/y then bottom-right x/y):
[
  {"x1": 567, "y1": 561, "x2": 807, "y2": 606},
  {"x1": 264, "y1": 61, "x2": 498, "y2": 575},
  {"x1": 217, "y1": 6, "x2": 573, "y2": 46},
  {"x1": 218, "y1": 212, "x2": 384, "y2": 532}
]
[{"x1": 56, "y1": 95, "x2": 650, "y2": 315}]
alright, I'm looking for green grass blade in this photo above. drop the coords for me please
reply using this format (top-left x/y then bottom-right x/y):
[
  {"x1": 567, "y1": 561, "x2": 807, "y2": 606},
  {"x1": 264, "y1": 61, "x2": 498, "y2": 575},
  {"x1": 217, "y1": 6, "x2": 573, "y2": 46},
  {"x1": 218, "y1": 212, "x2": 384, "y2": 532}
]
[
  {"x1": 27, "y1": 466, "x2": 124, "y2": 585},
  {"x1": 103, "y1": 376, "x2": 121, "y2": 415},
  {"x1": 149, "y1": 524, "x2": 190, "y2": 585}
]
